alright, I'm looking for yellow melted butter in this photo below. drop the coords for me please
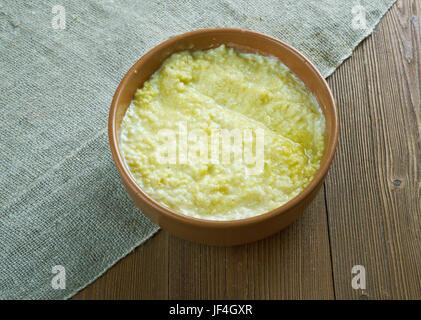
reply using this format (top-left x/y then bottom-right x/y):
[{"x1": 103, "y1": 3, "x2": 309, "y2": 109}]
[{"x1": 121, "y1": 45, "x2": 325, "y2": 220}]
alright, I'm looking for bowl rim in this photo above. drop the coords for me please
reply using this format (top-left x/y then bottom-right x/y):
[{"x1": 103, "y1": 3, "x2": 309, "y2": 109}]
[{"x1": 109, "y1": 27, "x2": 339, "y2": 228}]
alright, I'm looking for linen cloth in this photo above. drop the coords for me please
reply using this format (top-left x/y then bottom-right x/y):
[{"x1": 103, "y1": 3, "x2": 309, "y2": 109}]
[{"x1": 0, "y1": 0, "x2": 395, "y2": 299}]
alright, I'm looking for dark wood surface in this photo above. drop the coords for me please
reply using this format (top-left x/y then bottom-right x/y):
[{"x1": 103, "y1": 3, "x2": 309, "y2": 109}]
[{"x1": 73, "y1": 0, "x2": 421, "y2": 300}]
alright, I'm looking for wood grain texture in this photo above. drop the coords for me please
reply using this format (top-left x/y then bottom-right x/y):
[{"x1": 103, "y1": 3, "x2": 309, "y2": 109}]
[
  {"x1": 325, "y1": 0, "x2": 420, "y2": 299},
  {"x1": 73, "y1": 0, "x2": 421, "y2": 300}
]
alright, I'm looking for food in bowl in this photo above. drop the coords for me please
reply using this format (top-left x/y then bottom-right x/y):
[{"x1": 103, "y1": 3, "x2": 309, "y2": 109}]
[{"x1": 120, "y1": 45, "x2": 325, "y2": 221}]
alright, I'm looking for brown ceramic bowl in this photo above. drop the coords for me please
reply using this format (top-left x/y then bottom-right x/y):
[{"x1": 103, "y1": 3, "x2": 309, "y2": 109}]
[{"x1": 108, "y1": 28, "x2": 339, "y2": 246}]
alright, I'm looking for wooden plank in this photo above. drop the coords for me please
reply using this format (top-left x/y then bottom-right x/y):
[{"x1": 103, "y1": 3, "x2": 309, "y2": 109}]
[
  {"x1": 244, "y1": 188, "x2": 334, "y2": 300},
  {"x1": 168, "y1": 188, "x2": 334, "y2": 300},
  {"x1": 167, "y1": 234, "x2": 227, "y2": 299},
  {"x1": 325, "y1": 0, "x2": 421, "y2": 299},
  {"x1": 167, "y1": 236, "x2": 228, "y2": 299}
]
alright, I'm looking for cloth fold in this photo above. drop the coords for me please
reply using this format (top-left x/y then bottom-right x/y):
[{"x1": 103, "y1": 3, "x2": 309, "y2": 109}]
[{"x1": 0, "y1": 0, "x2": 395, "y2": 299}]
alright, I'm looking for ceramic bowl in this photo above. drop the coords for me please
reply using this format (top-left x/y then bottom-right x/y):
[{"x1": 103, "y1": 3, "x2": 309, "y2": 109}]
[{"x1": 108, "y1": 28, "x2": 339, "y2": 245}]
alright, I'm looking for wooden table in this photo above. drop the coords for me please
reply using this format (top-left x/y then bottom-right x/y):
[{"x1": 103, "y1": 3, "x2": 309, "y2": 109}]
[{"x1": 74, "y1": 0, "x2": 420, "y2": 300}]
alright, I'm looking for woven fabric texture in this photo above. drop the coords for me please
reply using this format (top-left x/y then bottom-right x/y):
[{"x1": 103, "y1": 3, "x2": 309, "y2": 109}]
[{"x1": 0, "y1": 0, "x2": 395, "y2": 299}]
